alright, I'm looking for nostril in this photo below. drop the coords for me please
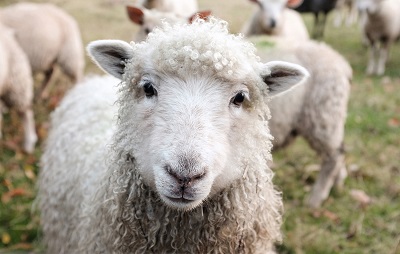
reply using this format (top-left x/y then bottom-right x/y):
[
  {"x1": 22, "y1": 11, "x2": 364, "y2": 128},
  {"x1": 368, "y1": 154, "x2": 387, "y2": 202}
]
[
  {"x1": 165, "y1": 164, "x2": 177, "y2": 178},
  {"x1": 164, "y1": 164, "x2": 207, "y2": 185},
  {"x1": 193, "y1": 171, "x2": 206, "y2": 181},
  {"x1": 270, "y1": 18, "x2": 276, "y2": 28}
]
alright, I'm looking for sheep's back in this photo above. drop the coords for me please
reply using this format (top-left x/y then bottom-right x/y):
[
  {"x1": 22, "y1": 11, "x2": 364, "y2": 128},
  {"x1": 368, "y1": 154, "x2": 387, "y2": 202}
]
[
  {"x1": 38, "y1": 75, "x2": 119, "y2": 253},
  {"x1": 252, "y1": 37, "x2": 351, "y2": 149},
  {"x1": 367, "y1": 0, "x2": 400, "y2": 40},
  {"x1": 0, "y1": 3, "x2": 84, "y2": 76},
  {"x1": 293, "y1": 40, "x2": 351, "y2": 149}
]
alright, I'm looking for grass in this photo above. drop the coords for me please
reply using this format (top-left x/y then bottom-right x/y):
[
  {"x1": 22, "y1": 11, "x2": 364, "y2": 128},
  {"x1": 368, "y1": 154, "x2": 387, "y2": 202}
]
[{"x1": 0, "y1": 0, "x2": 399, "y2": 253}]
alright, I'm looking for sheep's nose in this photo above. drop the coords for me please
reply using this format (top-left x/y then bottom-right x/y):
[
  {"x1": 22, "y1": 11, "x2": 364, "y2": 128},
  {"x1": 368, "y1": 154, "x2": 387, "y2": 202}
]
[
  {"x1": 270, "y1": 18, "x2": 276, "y2": 28},
  {"x1": 164, "y1": 164, "x2": 206, "y2": 187}
]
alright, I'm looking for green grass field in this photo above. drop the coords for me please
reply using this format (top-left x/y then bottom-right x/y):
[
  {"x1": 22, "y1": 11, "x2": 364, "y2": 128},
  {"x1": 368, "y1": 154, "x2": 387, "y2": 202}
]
[{"x1": 0, "y1": 0, "x2": 399, "y2": 253}]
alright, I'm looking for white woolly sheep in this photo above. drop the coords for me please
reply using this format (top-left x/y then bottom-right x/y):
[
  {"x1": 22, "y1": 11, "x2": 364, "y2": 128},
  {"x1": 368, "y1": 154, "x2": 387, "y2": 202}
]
[
  {"x1": 126, "y1": 5, "x2": 211, "y2": 42},
  {"x1": 333, "y1": 0, "x2": 358, "y2": 27},
  {"x1": 0, "y1": 23, "x2": 37, "y2": 153},
  {"x1": 356, "y1": 0, "x2": 400, "y2": 75},
  {"x1": 138, "y1": 0, "x2": 198, "y2": 17},
  {"x1": 38, "y1": 18, "x2": 309, "y2": 253},
  {"x1": 242, "y1": 0, "x2": 309, "y2": 41},
  {"x1": 250, "y1": 36, "x2": 352, "y2": 208},
  {"x1": 0, "y1": 2, "x2": 84, "y2": 98}
]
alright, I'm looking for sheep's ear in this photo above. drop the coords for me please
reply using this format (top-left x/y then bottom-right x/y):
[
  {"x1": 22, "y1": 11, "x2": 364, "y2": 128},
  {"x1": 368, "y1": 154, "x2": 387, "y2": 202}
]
[
  {"x1": 261, "y1": 61, "x2": 309, "y2": 98},
  {"x1": 287, "y1": 0, "x2": 304, "y2": 8},
  {"x1": 188, "y1": 10, "x2": 212, "y2": 23},
  {"x1": 87, "y1": 40, "x2": 134, "y2": 79},
  {"x1": 126, "y1": 6, "x2": 144, "y2": 25}
]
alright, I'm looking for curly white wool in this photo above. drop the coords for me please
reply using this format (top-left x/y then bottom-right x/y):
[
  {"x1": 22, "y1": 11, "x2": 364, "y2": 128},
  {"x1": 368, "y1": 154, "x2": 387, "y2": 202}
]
[{"x1": 39, "y1": 18, "x2": 309, "y2": 253}]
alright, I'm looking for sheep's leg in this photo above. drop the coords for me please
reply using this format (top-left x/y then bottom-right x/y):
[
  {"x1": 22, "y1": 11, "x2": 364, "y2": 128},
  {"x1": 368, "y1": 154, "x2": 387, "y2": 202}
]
[
  {"x1": 376, "y1": 41, "x2": 390, "y2": 76},
  {"x1": 307, "y1": 150, "x2": 345, "y2": 208},
  {"x1": 0, "y1": 103, "x2": 3, "y2": 139},
  {"x1": 333, "y1": 8, "x2": 344, "y2": 27},
  {"x1": 40, "y1": 66, "x2": 55, "y2": 99},
  {"x1": 366, "y1": 42, "x2": 378, "y2": 75},
  {"x1": 20, "y1": 108, "x2": 37, "y2": 153},
  {"x1": 312, "y1": 13, "x2": 320, "y2": 39},
  {"x1": 346, "y1": 3, "x2": 358, "y2": 26},
  {"x1": 333, "y1": 153, "x2": 347, "y2": 190},
  {"x1": 319, "y1": 13, "x2": 328, "y2": 38}
]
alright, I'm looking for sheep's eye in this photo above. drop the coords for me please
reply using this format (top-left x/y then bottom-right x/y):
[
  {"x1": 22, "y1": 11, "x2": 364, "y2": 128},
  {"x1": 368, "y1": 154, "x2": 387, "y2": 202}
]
[
  {"x1": 144, "y1": 28, "x2": 151, "y2": 35},
  {"x1": 231, "y1": 91, "x2": 246, "y2": 106},
  {"x1": 143, "y1": 82, "x2": 157, "y2": 97}
]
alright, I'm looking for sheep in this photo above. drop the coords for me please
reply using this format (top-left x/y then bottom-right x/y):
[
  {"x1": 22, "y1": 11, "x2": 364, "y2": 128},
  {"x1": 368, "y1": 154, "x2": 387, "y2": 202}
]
[
  {"x1": 38, "y1": 18, "x2": 309, "y2": 253},
  {"x1": 0, "y1": 23, "x2": 37, "y2": 153},
  {"x1": 138, "y1": 0, "x2": 198, "y2": 17},
  {"x1": 291, "y1": 0, "x2": 339, "y2": 39},
  {"x1": 0, "y1": 2, "x2": 84, "y2": 98},
  {"x1": 250, "y1": 36, "x2": 352, "y2": 208},
  {"x1": 356, "y1": 0, "x2": 400, "y2": 75},
  {"x1": 126, "y1": 5, "x2": 211, "y2": 42},
  {"x1": 242, "y1": 0, "x2": 310, "y2": 41},
  {"x1": 333, "y1": 0, "x2": 358, "y2": 27}
]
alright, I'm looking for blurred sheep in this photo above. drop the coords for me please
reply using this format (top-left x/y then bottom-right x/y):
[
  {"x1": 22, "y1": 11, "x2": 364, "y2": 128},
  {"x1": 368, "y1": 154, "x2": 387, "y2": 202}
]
[
  {"x1": 357, "y1": 0, "x2": 400, "y2": 75},
  {"x1": 126, "y1": 5, "x2": 211, "y2": 41},
  {"x1": 334, "y1": 0, "x2": 358, "y2": 27},
  {"x1": 0, "y1": 23, "x2": 37, "y2": 153},
  {"x1": 138, "y1": 0, "x2": 198, "y2": 17},
  {"x1": 251, "y1": 36, "x2": 352, "y2": 208},
  {"x1": 242, "y1": 0, "x2": 309, "y2": 41},
  {"x1": 0, "y1": 3, "x2": 84, "y2": 98}
]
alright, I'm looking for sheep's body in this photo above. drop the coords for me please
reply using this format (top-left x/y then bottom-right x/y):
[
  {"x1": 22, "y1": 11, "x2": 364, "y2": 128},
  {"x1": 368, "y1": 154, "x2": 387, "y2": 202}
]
[
  {"x1": 243, "y1": 0, "x2": 309, "y2": 41},
  {"x1": 39, "y1": 18, "x2": 309, "y2": 253},
  {"x1": 0, "y1": 23, "x2": 37, "y2": 153},
  {"x1": 0, "y1": 3, "x2": 84, "y2": 97},
  {"x1": 251, "y1": 36, "x2": 352, "y2": 207},
  {"x1": 357, "y1": 0, "x2": 400, "y2": 75},
  {"x1": 139, "y1": 0, "x2": 198, "y2": 17}
]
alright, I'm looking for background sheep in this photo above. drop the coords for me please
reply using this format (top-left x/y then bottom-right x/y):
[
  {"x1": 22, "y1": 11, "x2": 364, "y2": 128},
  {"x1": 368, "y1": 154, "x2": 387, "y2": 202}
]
[
  {"x1": 38, "y1": 18, "x2": 309, "y2": 253},
  {"x1": 0, "y1": 23, "x2": 37, "y2": 153},
  {"x1": 138, "y1": 0, "x2": 198, "y2": 17},
  {"x1": 126, "y1": 5, "x2": 211, "y2": 41},
  {"x1": 333, "y1": 0, "x2": 358, "y2": 27},
  {"x1": 291, "y1": 0, "x2": 339, "y2": 38},
  {"x1": 242, "y1": 0, "x2": 309, "y2": 41},
  {"x1": 356, "y1": 0, "x2": 400, "y2": 75},
  {"x1": 0, "y1": 2, "x2": 84, "y2": 98},
  {"x1": 251, "y1": 36, "x2": 352, "y2": 207}
]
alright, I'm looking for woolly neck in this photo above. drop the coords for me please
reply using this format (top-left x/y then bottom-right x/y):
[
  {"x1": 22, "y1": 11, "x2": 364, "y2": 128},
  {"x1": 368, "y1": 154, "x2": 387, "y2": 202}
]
[{"x1": 96, "y1": 158, "x2": 282, "y2": 253}]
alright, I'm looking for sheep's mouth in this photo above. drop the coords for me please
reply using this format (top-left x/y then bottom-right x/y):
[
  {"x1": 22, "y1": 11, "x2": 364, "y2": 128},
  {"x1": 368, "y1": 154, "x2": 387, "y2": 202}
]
[{"x1": 165, "y1": 196, "x2": 194, "y2": 204}]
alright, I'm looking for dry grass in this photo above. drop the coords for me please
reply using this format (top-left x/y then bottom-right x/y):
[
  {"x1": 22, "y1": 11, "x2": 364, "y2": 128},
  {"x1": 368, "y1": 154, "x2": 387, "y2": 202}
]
[{"x1": 0, "y1": 0, "x2": 399, "y2": 253}]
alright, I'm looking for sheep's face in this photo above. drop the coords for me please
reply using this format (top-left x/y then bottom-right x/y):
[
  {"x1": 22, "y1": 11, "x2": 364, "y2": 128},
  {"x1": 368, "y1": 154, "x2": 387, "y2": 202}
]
[
  {"x1": 87, "y1": 19, "x2": 308, "y2": 211},
  {"x1": 126, "y1": 6, "x2": 186, "y2": 42},
  {"x1": 134, "y1": 73, "x2": 262, "y2": 210},
  {"x1": 256, "y1": 0, "x2": 287, "y2": 32}
]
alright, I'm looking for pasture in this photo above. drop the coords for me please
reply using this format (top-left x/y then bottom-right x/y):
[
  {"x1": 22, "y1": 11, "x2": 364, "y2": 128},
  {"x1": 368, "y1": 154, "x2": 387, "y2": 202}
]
[{"x1": 0, "y1": 0, "x2": 399, "y2": 253}]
